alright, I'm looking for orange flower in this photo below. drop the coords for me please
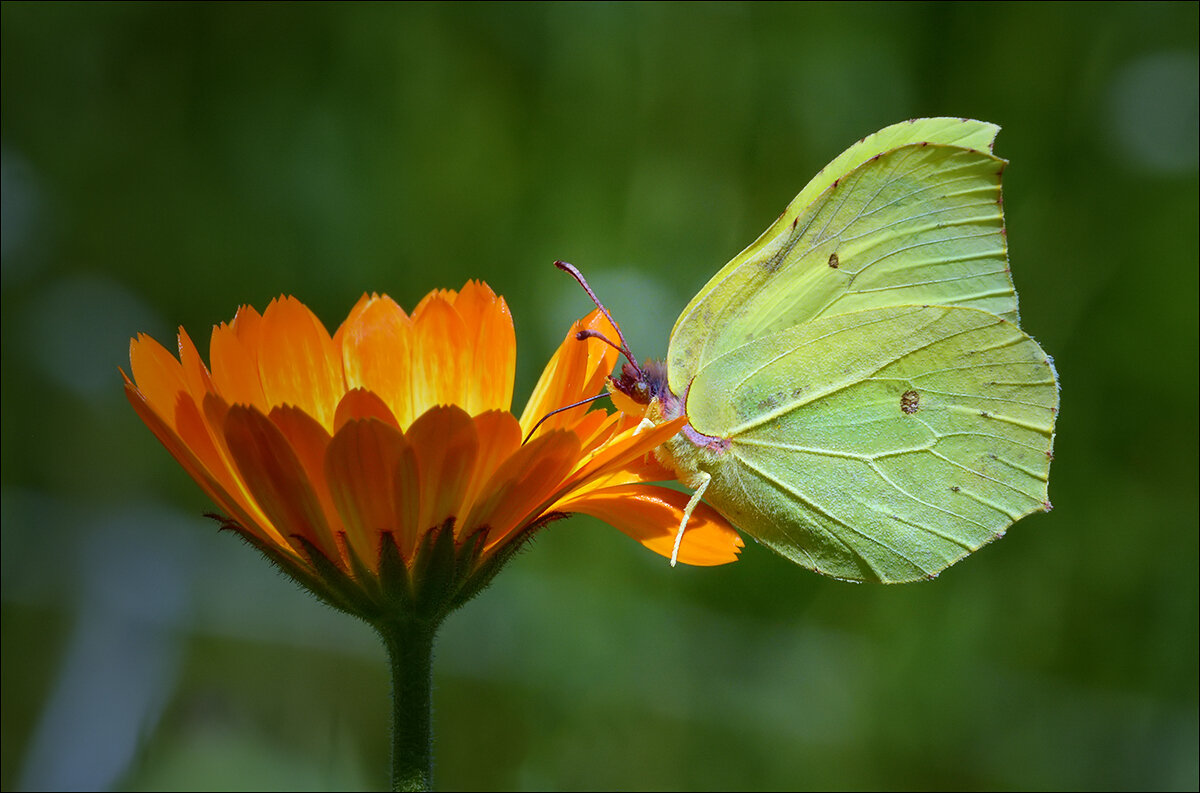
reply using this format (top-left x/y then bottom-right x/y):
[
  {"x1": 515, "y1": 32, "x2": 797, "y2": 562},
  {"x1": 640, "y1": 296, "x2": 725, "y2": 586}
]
[{"x1": 124, "y1": 282, "x2": 741, "y2": 620}]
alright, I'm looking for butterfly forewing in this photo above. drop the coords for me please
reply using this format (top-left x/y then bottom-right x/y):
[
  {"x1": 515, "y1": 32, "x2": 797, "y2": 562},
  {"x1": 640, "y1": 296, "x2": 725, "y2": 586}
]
[
  {"x1": 684, "y1": 305, "x2": 1057, "y2": 583},
  {"x1": 669, "y1": 124, "x2": 1015, "y2": 399}
]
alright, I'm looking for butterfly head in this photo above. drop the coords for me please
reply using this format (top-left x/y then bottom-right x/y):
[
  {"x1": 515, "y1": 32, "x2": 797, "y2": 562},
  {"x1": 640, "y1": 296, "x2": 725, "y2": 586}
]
[
  {"x1": 607, "y1": 358, "x2": 687, "y2": 425},
  {"x1": 554, "y1": 260, "x2": 687, "y2": 425}
]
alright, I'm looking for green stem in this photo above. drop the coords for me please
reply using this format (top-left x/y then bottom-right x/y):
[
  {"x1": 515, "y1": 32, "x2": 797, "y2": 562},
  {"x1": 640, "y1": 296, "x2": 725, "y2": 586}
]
[{"x1": 379, "y1": 618, "x2": 438, "y2": 792}]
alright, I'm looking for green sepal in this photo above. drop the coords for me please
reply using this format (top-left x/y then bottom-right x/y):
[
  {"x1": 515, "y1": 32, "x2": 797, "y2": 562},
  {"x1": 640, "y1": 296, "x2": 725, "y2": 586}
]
[
  {"x1": 448, "y1": 512, "x2": 568, "y2": 610},
  {"x1": 342, "y1": 531, "x2": 386, "y2": 607},
  {"x1": 411, "y1": 519, "x2": 458, "y2": 621},
  {"x1": 452, "y1": 529, "x2": 488, "y2": 591},
  {"x1": 378, "y1": 531, "x2": 416, "y2": 616},
  {"x1": 293, "y1": 534, "x2": 382, "y2": 619}
]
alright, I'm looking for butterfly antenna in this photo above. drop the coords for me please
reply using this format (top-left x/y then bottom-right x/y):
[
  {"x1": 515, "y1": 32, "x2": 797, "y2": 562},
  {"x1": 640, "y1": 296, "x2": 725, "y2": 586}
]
[
  {"x1": 522, "y1": 392, "x2": 609, "y2": 445},
  {"x1": 554, "y1": 260, "x2": 644, "y2": 376}
]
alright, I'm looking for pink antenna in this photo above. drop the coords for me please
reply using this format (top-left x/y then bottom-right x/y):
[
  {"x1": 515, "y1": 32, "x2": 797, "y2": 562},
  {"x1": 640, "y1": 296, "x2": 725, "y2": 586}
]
[
  {"x1": 522, "y1": 392, "x2": 609, "y2": 445},
  {"x1": 554, "y1": 261, "x2": 644, "y2": 377}
]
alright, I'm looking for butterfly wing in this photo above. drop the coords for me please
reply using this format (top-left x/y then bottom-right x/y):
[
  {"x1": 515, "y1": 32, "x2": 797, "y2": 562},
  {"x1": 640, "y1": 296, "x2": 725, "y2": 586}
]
[
  {"x1": 684, "y1": 304, "x2": 1058, "y2": 582},
  {"x1": 668, "y1": 118, "x2": 1015, "y2": 398}
]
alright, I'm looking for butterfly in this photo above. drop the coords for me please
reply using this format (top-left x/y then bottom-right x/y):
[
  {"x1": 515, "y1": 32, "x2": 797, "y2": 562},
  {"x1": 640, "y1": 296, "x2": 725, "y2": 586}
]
[{"x1": 564, "y1": 117, "x2": 1059, "y2": 583}]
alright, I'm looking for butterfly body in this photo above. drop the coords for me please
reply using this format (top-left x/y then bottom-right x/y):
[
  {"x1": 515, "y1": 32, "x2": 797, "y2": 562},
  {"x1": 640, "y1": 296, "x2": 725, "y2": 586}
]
[{"x1": 609, "y1": 118, "x2": 1059, "y2": 583}]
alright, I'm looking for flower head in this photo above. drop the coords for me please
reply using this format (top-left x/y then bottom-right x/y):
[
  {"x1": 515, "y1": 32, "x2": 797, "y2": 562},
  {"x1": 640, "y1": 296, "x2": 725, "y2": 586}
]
[{"x1": 125, "y1": 282, "x2": 741, "y2": 622}]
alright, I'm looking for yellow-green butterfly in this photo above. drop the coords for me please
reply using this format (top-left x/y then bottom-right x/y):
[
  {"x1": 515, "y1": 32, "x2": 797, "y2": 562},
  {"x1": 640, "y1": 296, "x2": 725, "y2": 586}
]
[{"x1": 564, "y1": 117, "x2": 1059, "y2": 583}]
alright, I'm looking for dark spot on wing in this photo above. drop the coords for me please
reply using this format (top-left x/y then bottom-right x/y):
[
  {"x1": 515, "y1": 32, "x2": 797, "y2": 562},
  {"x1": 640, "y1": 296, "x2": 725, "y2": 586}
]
[
  {"x1": 951, "y1": 486, "x2": 961, "y2": 492},
  {"x1": 900, "y1": 389, "x2": 920, "y2": 414},
  {"x1": 828, "y1": 252, "x2": 840, "y2": 269}
]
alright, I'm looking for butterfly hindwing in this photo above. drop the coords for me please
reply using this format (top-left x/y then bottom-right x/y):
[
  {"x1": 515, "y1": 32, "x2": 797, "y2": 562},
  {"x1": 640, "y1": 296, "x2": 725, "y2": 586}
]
[{"x1": 684, "y1": 304, "x2": 1057, "y2": 582}]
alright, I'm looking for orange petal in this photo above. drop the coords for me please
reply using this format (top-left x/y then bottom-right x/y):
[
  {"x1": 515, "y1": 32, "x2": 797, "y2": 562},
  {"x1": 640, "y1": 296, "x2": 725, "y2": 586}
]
[
  {"x1": 560, "y1": 485, "x2": 743, "y2": 566},
  {"x1": 566, "y1": 416, "x2": 687, "y2": 493},
  {"x1": 197, "y1": 391, "x2": 289, "y2": 545},
  {"x1": 457, "y1": 411, "x2": 523, "y2": 534},
  {"x1": 324, "y1": 418, "x2": 417, "y2": 569},
  {"x1": 337, "y1": 295, "x2": 414, "y2": 427},
  {"x1": 172, "y1": 391, "x2": 242, "y2": 501},
  {"x1": 454, "y1": 281, "x2": 516, "y2": 414},
  {"x1": 391, "y1": 435, "x2": 422, "y2": 561},
  {"x1": 176, "y1": 326, "x2": 215, "y2": 407},
  {"x1": 462, "y1": 431, "x2": 581, "y2": 550},
  {"x1": 224, "y1": 404, "x2": 339, "y2": 561},
  {"x1": 210, "y1": 305, "x2": 268, "y2": 411},
  {"x1": 410, "y1": 294, "x2": 470, "y2": 418},
  {"x1": 519, "y1": 310, "x2": 619, "y2": 439},
  {"x1": 334, "y1": 388, "x2": 401, "y2": 432},
  {"x1": 129, "y1": 333, "x2": 189, "y2": 425},
  {"x1": 124, "y1": 383, "x2": 240, "y2": 524},
  {"x1": 620, "y1": 449, "x2": 678, "y2": 484},
  {"x1": 331, "y1": 293, "x2": 376, "y2": 346},
  {"x1": 576, "y1": 310, "x2": 622, "y2": 397},
  {"x1": 125, "y1": 381, "x2": 294, "y2": 555},
  {"x1": 258, "y1": 297, "x2": 343, "y2": 429},
  {"x1": 411, "y1": 287, "x2": 456, "y2": 316},
  {"x1": 573, "y1": 409, "x2": 621, "y2": 453},
  {"x1": 406, "y1": 406, "x2": 479, "y2": 539},
  {"x1": 269, "y1": 405, "x2": 342, "y2": 538}
]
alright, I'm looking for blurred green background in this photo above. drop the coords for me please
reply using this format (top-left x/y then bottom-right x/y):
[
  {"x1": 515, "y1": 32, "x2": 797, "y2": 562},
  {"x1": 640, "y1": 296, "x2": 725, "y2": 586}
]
[{"x1": 2, "y1": 3, "x2": 1196, "y2": 790}]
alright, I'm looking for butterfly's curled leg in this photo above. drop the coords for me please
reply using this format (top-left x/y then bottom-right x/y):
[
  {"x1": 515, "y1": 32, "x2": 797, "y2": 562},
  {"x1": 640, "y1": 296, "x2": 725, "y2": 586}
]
[
  {"x1": 633, "y1": 417, "x2": 655, "y2": 436},
  {"x1": 670, "y1": 471, "x2": 711, "y2": 567}
]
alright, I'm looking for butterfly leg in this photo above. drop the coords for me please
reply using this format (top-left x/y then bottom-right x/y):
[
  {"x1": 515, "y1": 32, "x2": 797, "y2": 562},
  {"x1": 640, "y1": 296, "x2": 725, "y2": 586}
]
[
  {"x1": 633, "y1": 416, "x2": 656, "y2": 436},
  {"x1": 670, "y1": 471, "x2": 711, "y2": 567}
]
